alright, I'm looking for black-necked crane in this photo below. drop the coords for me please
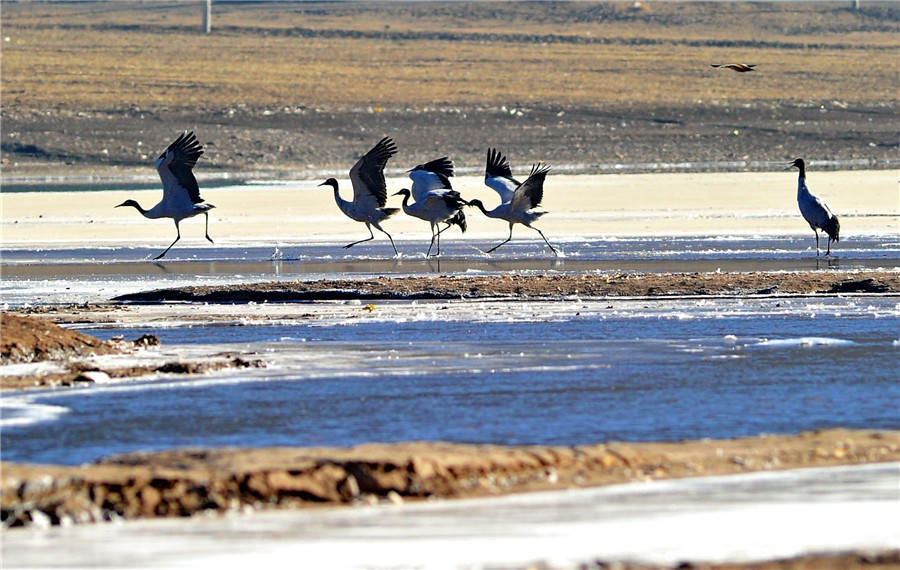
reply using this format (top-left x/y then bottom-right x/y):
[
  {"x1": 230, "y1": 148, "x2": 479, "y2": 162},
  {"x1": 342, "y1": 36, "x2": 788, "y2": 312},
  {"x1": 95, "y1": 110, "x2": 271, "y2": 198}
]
[
  {"x1": 319, "y1": 137, "x2": 400, "y2": 256},
  {"x1": 468, "y1": 148, "x2": 558, "y2": 256},
  {"x1": 791, "y1": 158, "x2": 840, "y2": 256},
  {"x1": 116, "y1": 130, "x2": 214, "y2": 260},
  {"x1": 710, "y1": 63, "x2": 756, "y2": 72},
  {"x1": 393, "y1": 188, "x2": 467, "y2": 257},
  {"x1": 408, "y1": 156, "x2": 454, "y2": 202}
]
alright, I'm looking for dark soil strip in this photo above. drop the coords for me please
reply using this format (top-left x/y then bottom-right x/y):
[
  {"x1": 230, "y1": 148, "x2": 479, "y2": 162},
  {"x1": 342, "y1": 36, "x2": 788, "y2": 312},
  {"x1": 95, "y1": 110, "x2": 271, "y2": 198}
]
[{"x1": 112, "y1": 271, "x2": 900, "y2": 304}]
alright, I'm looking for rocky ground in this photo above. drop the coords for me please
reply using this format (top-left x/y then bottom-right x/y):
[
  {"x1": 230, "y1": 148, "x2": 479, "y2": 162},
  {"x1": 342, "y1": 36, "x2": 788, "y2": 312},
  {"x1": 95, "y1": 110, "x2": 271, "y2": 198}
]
[{"x1": 2, "y1": 102, "x2": 897, "y2": 184}]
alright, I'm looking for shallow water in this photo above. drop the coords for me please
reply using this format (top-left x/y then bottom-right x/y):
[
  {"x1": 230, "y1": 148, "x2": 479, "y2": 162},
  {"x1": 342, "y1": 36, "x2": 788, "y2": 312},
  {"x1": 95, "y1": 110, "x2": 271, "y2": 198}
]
[
  {"x1": 2, "y1": 234, "x2": 898, "y2": 305},
  {"x1": 2, "y1": 230, "x2": 900, "y2": 466},
  {"x1": 3, "y1": 295, "x2": 898, "y2": 465}
]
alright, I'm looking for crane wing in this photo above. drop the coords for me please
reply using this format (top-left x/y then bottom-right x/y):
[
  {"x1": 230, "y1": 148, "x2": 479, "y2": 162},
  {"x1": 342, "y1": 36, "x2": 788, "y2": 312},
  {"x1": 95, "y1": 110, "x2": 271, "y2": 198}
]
[
  {"x1": 349, "y1": 137, "x2": 397, "y2": 208},
  {"x1": 410, "y1": 157, "x2": 454, "y2": 201},
  {"x1": 510, "y1": 163, "x2": 550, "y2": 212},
  {"x1": 157, "y1": 131, "x2": 205, "y2": 204},
  {"x1": 420, "y1": 156, "x2": 454, "y2": 179},
  {"x1": 484, "y1": 148, "x2": 518, "y2": 203}
]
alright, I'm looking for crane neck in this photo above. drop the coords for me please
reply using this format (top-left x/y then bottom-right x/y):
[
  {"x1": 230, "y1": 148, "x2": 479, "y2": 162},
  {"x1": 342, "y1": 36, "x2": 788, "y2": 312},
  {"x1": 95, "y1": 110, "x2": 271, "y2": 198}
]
[
  {"x1": 471, "y1": 200, "x2": 491, "y2": 216},
  {"x1": 796, "y1": 173, "x2": 810, "y2": 200},
  {"x1": 118, "y1": 200, "x2": 150, "y2": 217},
  {"x1": 329, "y1": 184, "x2": 349, "y2": 210}
]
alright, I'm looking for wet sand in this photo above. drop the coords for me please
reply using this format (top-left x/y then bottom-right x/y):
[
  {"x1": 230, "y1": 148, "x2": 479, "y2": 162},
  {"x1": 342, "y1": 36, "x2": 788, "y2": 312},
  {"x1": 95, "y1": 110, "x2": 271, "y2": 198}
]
[{"x1": 2, "y1": 171, "x2": 898, "y2": 247}]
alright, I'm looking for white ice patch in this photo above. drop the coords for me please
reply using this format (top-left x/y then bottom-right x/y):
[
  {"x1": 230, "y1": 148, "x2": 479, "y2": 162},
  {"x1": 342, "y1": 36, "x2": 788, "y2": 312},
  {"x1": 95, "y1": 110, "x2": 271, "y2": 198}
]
[
  {"x1": 0, "y1": 398, "x2": 70, "y2": 428},
  {"x1": 752, "y1": 337, "x2": 856, "y2": 349}
]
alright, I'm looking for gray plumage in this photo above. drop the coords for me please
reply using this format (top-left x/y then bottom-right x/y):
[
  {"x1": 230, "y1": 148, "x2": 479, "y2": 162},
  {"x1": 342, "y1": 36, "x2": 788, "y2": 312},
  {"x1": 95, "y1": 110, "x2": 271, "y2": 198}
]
[
  {"x1": 320, "y1": 137, "x2": 400, "y2": 255},
  {"x1": 470, "y1": 151, "x2": 557, "y2": 255},
  {"x1": 791, "y1": 158, "x2": 840, "y2": 256},
  {"x1": 116, "y1": 130, "x2": 214, "y2": 260}
]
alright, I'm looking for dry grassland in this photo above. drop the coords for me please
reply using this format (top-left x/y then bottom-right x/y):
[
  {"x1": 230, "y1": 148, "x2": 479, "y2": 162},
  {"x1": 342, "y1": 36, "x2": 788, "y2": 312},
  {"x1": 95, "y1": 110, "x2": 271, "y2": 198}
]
[
  {"x1": 3, "y1": 1, "x2": 898, "y2": 112},
  {"x1": 1, "y1": 2, "x2": 898, "y2": 174}
]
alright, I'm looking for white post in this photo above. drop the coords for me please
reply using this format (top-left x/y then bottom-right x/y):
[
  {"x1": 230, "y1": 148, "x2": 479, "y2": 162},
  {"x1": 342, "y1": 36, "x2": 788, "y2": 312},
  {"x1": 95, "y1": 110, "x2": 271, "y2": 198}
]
[{"x1": 203, "y1": 0, "x2": 211, "y2": 34}]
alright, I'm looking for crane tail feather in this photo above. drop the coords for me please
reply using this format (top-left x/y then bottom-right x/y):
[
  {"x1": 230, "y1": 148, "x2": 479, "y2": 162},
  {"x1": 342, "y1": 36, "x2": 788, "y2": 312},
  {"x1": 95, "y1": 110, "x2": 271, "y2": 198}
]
[{"x1": 824, "y1": 216, "x2": 840, "y2": 243}]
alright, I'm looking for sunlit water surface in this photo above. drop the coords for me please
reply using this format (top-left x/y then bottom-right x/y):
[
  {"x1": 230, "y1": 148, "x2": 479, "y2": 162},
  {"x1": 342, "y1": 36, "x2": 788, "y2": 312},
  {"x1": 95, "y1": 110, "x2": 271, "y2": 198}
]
[
  {"x1": 2, "y1": 294, "x2": 898, "y2": 465},
  {"x1": 2, "y1": 234, "x2": 899, "y2": 465}
]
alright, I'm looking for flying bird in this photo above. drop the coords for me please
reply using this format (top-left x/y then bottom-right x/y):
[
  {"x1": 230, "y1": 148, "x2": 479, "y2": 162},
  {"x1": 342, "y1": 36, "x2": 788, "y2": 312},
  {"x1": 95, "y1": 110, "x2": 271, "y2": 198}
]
[
  {"x1": 394, "y1": 188, "x2": 467, "y2": 257},
  {"x1": 116, "y1": 130, "x2": 214, "y2": 260},
  {"x1": 320, "y1": 137, "x2": 400, "y2": 256},
  {"x1": 790, "y1": 158, "x2": 840, "y2": 256},
  {"x1": 710, "y1": 63, "x2": 756, "y2": 72},
  {"x1": 469, "y1": 148, "x2": 558, "y2": 255}
]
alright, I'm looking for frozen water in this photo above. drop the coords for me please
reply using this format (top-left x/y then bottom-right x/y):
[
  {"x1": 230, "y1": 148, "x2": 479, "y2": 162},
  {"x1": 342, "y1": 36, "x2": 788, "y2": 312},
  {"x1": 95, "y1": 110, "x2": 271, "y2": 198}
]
[{"x1": 2, "y1": 295, "x2": 898, "y2": 465}]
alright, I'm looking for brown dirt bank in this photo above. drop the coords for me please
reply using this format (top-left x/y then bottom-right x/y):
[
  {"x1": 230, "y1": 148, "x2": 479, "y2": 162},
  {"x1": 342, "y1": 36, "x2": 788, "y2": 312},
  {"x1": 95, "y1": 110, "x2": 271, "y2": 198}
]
[
  {"x1": 0, "y1": 313, "x2": 265, "y2": 390},
  {"x1": 627, "y1": 552, "x2": 900, "y2": 570},
  {"x1": 0, "y1": 313, "x2": 124, "y2": 364},
  {"x1": 114, "y1": 270, "x2": 900, "y2": 303},
  {"x1": 3, "y1": 428, "x2": 898, "y2": 531}
]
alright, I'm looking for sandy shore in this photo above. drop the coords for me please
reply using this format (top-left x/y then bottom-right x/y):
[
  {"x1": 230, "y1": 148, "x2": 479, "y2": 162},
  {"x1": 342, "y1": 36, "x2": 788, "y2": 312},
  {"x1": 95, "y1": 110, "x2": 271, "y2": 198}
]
[{"x1": 2, "y1": 171, "x2": 898, "y2": 247}]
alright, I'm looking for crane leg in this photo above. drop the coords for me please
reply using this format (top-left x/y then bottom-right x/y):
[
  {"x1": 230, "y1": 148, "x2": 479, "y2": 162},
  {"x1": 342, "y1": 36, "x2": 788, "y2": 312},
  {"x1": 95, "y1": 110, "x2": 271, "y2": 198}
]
[
  {"x1": 369, "y1": 222, "x2": 399, "y2": 257},
  {"x1": 204, "y1": 212, "x2": 214, "y2": 244},
  {"x1": 485, "y1": 227, "x2": 514, "y2": 254},
  {"x1": 344, "y1": 225, "x2": 376, "y2": 249},
  {"x1": 155, "y1": 223, "x2": 182, "y2": 260},
  {"x1": 435, "y1": 221, "x2": 455, "y2": 236},
  {"x1": 813, "y1": 229, "x2": 820, "y2": 257},
  {"x1": 426, "y1": 226, "x2": 438, "y2": 257},
  {"x1": 531, "y1": 226, "x2": 559, "y2": 256}
]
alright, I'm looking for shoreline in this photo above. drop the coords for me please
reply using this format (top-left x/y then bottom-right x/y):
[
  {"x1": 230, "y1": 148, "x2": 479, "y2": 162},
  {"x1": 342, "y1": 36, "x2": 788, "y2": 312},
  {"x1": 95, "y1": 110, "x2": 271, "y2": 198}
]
[
  {"x1": 4, "y1": 428, "x2": 898, "y2": 530},
  {"x1": 3, "y1": 269, "x2": 899, "y2": 390}
]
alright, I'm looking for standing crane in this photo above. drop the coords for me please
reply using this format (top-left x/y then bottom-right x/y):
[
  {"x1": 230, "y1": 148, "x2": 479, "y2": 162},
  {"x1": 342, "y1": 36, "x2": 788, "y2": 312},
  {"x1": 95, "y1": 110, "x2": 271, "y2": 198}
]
[
  {"x1": 116, "y1": 131, "x2": 214, "y2": 260},
  {"x1": 320, "y1": 137, "x2": 400, "y2": 256},
  {"x1": 468, "y1": 148, "x2": 558, "y2": 255},
  {"x1": 394, "y1": 188, "x2": 467, "y2": 257},
  {"x1": 791, "y1": 158, "x2": 840, "y2": 256},
  {"x1": 407, "y1": 155, "x2": 466, "y2": 248}
]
